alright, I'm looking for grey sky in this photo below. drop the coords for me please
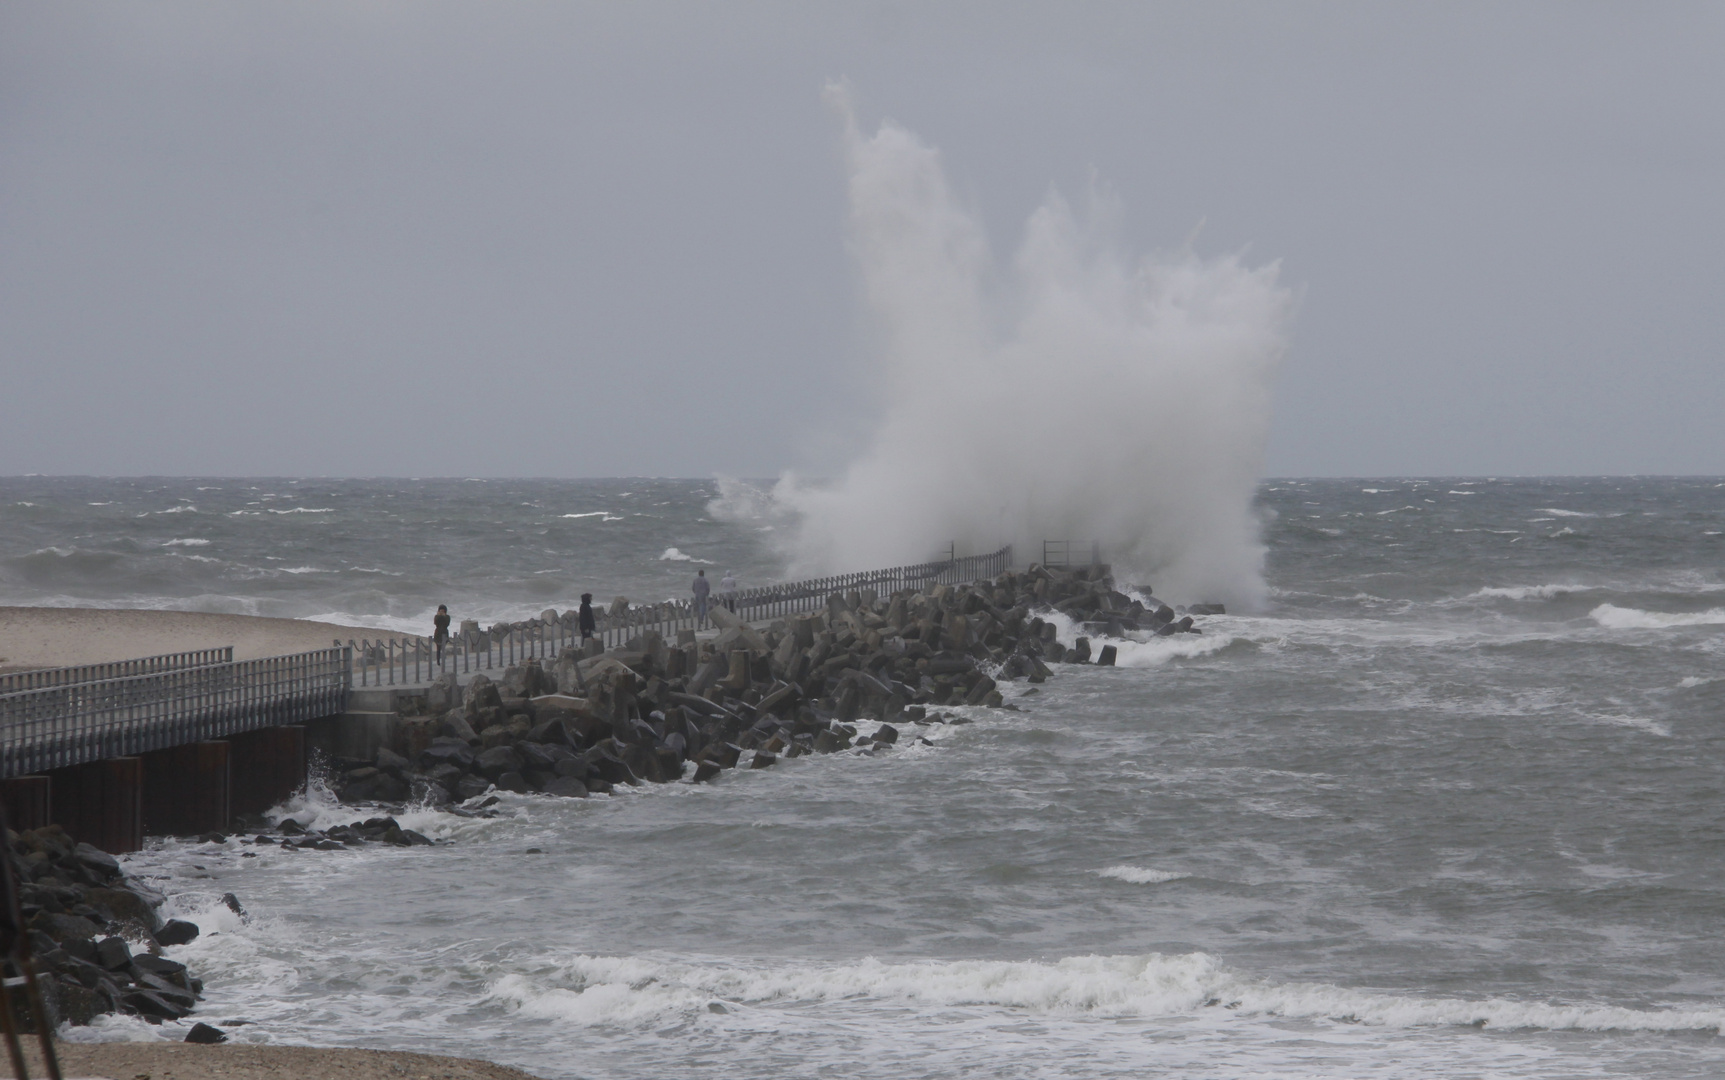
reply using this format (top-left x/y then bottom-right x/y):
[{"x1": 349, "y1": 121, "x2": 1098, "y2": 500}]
[{"x1": 3, "y1": 2, "x2": 1721, "y2": 478}]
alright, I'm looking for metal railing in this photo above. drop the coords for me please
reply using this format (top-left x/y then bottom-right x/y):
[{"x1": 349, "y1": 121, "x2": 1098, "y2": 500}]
[
  {"x1": 342, "y1": 544, "x2": 1014, "y2": 687},
  {"x1": 0, "y1": 647, "x2": 349, "y2": 778},
  {"x1": 0, "y1": 648, "x2": 234, "y2": 695}
]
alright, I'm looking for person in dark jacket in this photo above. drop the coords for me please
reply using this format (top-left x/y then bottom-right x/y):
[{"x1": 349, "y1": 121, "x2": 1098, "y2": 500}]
[
  {"x1": 692, "y1": 569, "x2": 711, "y2": 628},
  {"x1": 432, "y1": 604, "x2": 450, "y2": 663},
  {"x1": 578, "y1": 593, "x2": 597, "y2": 642}
]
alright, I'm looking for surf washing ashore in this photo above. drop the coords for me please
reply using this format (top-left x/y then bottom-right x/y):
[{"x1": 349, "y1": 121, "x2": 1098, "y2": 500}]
[{"x1": 2, "y1": 475, "x2": 1724, "y2": 1078}]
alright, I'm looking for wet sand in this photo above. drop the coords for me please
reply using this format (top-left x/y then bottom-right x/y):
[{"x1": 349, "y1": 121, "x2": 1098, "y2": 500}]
[
  {"x1": 1, "y1": 1042, "x2": 542, "y2": 1079},
  {"x1": 0, "y1": 607, "x2": 407, "y2": 674}
]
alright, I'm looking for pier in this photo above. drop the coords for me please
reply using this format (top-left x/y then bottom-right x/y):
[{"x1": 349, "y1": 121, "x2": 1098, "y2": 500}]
[{"x1": 0, "y1": 546, "x2": 1012, "y2": 852}]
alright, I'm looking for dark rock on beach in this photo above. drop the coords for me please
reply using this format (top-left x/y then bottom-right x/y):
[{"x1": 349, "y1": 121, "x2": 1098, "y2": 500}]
[{"x1": 8, "y1": 825, "x2": 216, "y2": 1031}]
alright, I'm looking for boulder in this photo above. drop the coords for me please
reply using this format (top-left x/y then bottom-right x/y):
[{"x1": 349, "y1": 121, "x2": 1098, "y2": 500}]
[
  {"x1": 517, "y1": 742, "x2": 564, "y2": 771},
  {"x1": 498, "y1": 772, "x2": 531, "y2": 794},
  {"x1": 47, "y1": 977, "x2": 104, "y2": 1027},
  {"x1": 440, "y1": 709, "x2": 480, "y2": 744},
  {"x1": 964, "y1": 675, "x2": 998, "y2": 706},
  {"x1": 708, "y1": 605, "x2": 770, "y2": 651},
  {"x1": 154, "y1": 919, "x2": 200, "y2": 947},
  {"x1": 466, "y1": 674, "x2": 503, "y2": 711},
  {"x1": 544, "y1": 776, "x2": 589, "y2": 798},
  {"x1": 426, "y1": 672, "x2": 463, "y2": 713},
  {"x1": 94, "y1": 936, "x2": 132, "y2": 970},
  {"x1": 475, "y1": 746, "x2": 525, "y2": 782},
  {"x1": 455, "y1": 775, "x2": 492, "y2": 800},
  {"x1": 750, "y1": 751, "x2": 777, "y2": 769},
  {"x1": 375, "y1": 746, "x2": 411, "y2": 776},
  {"x1": 34, "y1": 913, "x2": 100, "y2": 943},
  {"x1": 1097, "y1": 644, "x2": 1118, "y2": 666},
  {"x1": 72, "y1": 843, "x2": 121, "y2": 881},
  {"x1": 692, "y1": 761, "x2": 722, "y2": 783},
  {"x1": 427, "y1": 763, "x2": 464, "y2": 791},
  {"x1": 421, "y1": 738, "x2": 475, "y2": 770},
  {"x1": 185, "y1": 1022, "x2": 228, "y2": 1044},
  {"x1": 700, "y1": 743, "x2": 743, "y2": 769},
  {"x1": 85, "y1": 887, "x2": 161, "y2": 934}
]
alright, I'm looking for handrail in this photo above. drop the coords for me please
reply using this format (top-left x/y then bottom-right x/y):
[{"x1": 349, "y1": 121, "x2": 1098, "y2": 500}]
[
  {"x1": 0, "y1": 647, "x2": 235, "y2": 696},
  {"x1": 0, "y1": 647, "x2": 350, "y2": 778},
  {"x1": 340, "y1": 544, "x2": 1014, "y2": 687}
]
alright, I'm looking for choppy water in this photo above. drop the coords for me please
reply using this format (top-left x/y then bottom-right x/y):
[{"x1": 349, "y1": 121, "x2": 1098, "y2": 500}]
[{"x1": 7, "y1": 476, "x2": 1725, "y2": 1077}]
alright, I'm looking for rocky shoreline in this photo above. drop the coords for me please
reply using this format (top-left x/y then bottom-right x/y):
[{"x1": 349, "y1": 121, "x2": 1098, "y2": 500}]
[
  {"x1": 332, "y1": 563, "x2": 1208, "y2": 803},
  {"x1": 9, "y1": 824, "x2": 213, "y2": 1032}
]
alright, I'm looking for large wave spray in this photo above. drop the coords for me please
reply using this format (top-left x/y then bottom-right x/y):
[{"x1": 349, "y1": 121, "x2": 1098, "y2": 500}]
[{"x1": 728, "y1": 88, "x2": 1292, "y2": 606}]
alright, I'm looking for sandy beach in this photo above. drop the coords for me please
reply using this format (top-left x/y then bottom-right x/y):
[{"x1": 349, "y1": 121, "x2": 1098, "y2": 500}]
[
  {"x1": 0, "y1": 607, "x2": 406, "y2": 674},
  {"x1": 1, "y1": 1042, "x2": 542, "y2": 1080}
]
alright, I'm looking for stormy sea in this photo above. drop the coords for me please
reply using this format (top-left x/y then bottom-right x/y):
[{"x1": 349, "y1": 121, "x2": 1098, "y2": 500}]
[{"x1": 2, "y1": 473, "x2": 1723, "y2": 1078}]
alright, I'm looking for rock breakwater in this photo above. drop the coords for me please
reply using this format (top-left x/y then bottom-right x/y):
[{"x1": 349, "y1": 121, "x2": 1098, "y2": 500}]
[
  {"x1": 8, "y1": 824, "x2": 213, "y2": 1030},
  {"x1": 333, "y1": 564, "x2": 1206, "y2": 802}
]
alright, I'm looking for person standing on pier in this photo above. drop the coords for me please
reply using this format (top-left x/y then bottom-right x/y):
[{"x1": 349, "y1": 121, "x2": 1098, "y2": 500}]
[
  {"x1": 432, "y1": 604, "x2": 450, "y2": 663},
  {"x1": 720, "y1": 570, "x2": 738, "y2": 613},
  {"x1": 578, "y1": 592, "x2": 597, "y2": 642},
  {"x1": 692, "y1": 569, "x2": 711, "y2": 629}
]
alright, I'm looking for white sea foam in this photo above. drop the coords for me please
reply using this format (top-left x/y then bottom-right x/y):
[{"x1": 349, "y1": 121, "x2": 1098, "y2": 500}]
[
  {"x1": 484, "y1": 951, "x2": 1725, "y2": 1035},
  {"x1": 713, "y1": 88, "x2": 1290, "y2": 609},
  {"x1": 1590, "y1": 604, "x2": 1725, "y2": 630},
  {"x1": 1594, "y1": 715, "x2": 1672, "y2": 737},
  {"x1": 659, "y1": 548, "x2": 713, "y2": 563},
  {"x1": 1446, "y1": 490, "x2": 1476, "y2": 495},
  {"x1": 1679, "y1": 676, "x2": 1719, "y2": 688},
  {"x1": 1533, "y1": 508, "x2": 1595, "y2": 518},
  {"x1": 1097, "y1": 865, "x2": 1190, "y2": 884},
  {"x1": 1471, "y1": 584, "x2": 1583, "y2": 601},
  {"x1": 266, "y1": 507, "x2": 334, "y2": 514},
  {"x1": 162, "y1": 538, "x2": 210, "y2": 547},
  {"x1": 1036, "y1": 607, "x2": 1239, "y2": 667},
  {"x1": 152, "y1": 505, "x2": 197, "y2": 514},
  {"x1": 561, "y1": 511, "x2": 610, "y2": 519}
]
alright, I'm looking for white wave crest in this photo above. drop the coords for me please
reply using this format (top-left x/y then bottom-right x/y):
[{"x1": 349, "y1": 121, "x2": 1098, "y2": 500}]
[
  {"x1": 1471, "y1": 584, "x2": 1583, "y2": 601},
  {"x1": 1534, "y1": 508, "x2": 1596, "y2": 517},
  {"x1": 561, "y1": 511, "x2": 610, "y2": 519},
  {"x1": 162, "y1": 538, "x2": 210, "y2": 547},
  {"x1": 266, "y1": 507, "x2": 335, "y2": 514},
  {"x1": 659, "y1": 548, "x2": 713, "y2": 564},
  {"x1": 1590, "y1": 604, "x2": 1725, "y2": 630},
  {"x1": 1097, "y1": 865, "x2": 1190, "y2": 884},
  {"x1": 484, "y1": 951, "x2": 1725, "y2": 1034}
]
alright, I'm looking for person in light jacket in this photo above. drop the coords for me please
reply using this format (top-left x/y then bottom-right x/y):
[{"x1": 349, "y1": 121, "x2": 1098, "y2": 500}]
[
  {"x1": 692, "y1": 569, "x2": 711, "y2": 628},
  {"x1": 720, "y1": 570, "x2": 738, "y2": 613}
]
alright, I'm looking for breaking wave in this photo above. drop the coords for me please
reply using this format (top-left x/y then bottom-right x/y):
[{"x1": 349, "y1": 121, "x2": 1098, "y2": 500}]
[
  {"x1": 485, "y1": 951, "x2": 1725, "y2": 1034},
  {"x1": 1590, "y1": 604, "x2": 1725, "y2": 630},
  {"x1": 714, "y1": 87, "x2": 1291, "y2": 609}
]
